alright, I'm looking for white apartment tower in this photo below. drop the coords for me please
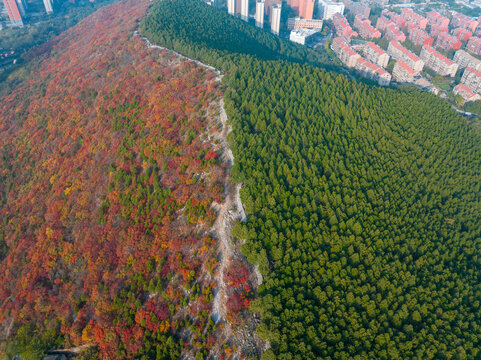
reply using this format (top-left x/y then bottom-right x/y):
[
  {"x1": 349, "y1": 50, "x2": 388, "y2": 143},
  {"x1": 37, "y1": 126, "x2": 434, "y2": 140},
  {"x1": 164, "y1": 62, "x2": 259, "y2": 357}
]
[
  {"x1": 241, "y1": 0, "x2": 249, "y2": 21},
  {"x1": 256, "y1": 0, "x2": 265, "y2": 28},
  {"x1": 228, "y1": 0, "x2": 236, "y2": 15},
  {"x1": 318, "y1": 0, "x2": 344, "y2": 20},
  {"x1": 43, "y1": 0, "x2": 53, "y2": 14},
  {"x1": 271, "y1": 4, "x2": 282, "y2": 35},
  {"x1": 16, "y1": 0, "x2": 27, "y2": 17}
]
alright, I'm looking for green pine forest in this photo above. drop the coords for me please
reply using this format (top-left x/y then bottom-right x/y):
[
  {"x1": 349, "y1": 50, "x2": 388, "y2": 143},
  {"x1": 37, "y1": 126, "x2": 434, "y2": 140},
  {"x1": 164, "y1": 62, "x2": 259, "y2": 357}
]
[
  {"x1": 109, "y1": 0, "x2": 481, "y2": 358},
  {"x1": 143, "y1": 0, "x2": 481, "y2": 358}
]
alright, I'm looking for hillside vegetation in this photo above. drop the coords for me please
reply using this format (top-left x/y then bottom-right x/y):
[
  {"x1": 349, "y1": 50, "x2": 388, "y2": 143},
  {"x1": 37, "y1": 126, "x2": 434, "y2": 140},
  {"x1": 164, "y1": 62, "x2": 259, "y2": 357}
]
[
  {"x1": 0, "y1": 1, "x2": 242, "y2": 359},
  {"x1": 140, "y1": 0, "x2": 331, "y2": 71},
  {"x1": 142, "y1": 0, "x2": 481, "y2": 359}
]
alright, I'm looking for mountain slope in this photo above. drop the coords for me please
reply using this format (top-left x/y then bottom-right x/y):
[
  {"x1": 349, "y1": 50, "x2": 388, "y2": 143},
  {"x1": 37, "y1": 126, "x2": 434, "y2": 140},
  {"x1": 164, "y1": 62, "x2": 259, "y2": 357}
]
[
  {"x1": 0, "y1": 1, "x2": 239, "y2": 358},
  {"x1": 143, "y1": 1, "x2": 481, "y2": 359}
]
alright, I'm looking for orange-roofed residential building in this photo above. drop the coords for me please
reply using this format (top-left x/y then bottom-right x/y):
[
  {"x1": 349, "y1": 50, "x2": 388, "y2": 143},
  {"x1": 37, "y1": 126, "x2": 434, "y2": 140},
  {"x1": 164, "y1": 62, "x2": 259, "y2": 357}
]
[
  {"x1": 461, "y1": 66, "x2": 481, "y2": 92},
  {"x1": 453, "y1": 49, "x2": 481, "y2": 71},
  {"x1": 354, "y1": 57, "x2": 392, "y2": 86},
  {"x1": 427, "y1": 11, "x2": 450, "y2": 28},
  {"x1": 430, "y1": 25, "x2": 449, "y2": 37},
  {"x1": 381, "y1": 10, "x2": 405, "y2": 28},
  {"x1": 387, "y1": 40, "x2": 424, "y2": 73},
  {"x1": 331, "y1": 37, "x2": 361, "y2": 67},
  {"x1": 409, "y1": 27, "x2": 434, "y2": 47},
  {"x1": 420, "y1": 46, "x2": 459, "y2": 77},
  {"x1": 453, "y1": 28, "x2": 473, "y2": 42},
  {"x1": 344, "y1": 0, "x2": 370, "y2": 18},
  {"x1": 332, "y1": 13, "x2": 358, "y2": 38},
  {"x1": 393, "y1": 60, "x2": 417, "y2": 83},
  {"x1": 354, "y1": 15, "x2": 381, "y2": 39},
  {"x1": 435, "y1": 32, "x2": 462, "y2": 51},
  {"x1": 363, "y1": 41, "x2": 390, "y2": 68},
  {"x1": 385, "y1": 23, "x2": 406, "y2": 42},
  {"x1": 467, "y1": 36, "x2": 481, "y2": 55},
  {"x1": 376, "y1": 16, "x2": 393, "y2": 32},
  {"x1": 401, "y1": 8, "x2": 427, "y2": 29},
  {"x1": 453, "y1": 83, "x2": 481, "y2": 101},
  {"x1": 452, "y1": 12, "x2": 478, "y2": 32}
]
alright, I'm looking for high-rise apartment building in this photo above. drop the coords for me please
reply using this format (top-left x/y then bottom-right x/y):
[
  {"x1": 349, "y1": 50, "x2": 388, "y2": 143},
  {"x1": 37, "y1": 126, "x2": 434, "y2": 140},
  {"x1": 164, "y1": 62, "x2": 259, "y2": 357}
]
[
  {"x1": 318, "y1": 0, "x2": 344, "y2": 20},
  {"x1": 453, "y1": 50, "x2": 481, "y2": 71},
  {"x1": 299, "y1": 0, "x2": 314, "y2": 20},
  {"x1": 270, "y1": 3, "x2": 282, "y2": 35},
  {"x1": 256, "y1": 0, "x2": 265, "y2": 28},
  {"x1": 453, "y1": 83, "x2": 481, "y2": 101},
  {"x1": 354, "y1": 15, "x2": 381, "y2": 39},
  {"x1": 3, "y1": 0, "x2": 24, "y2": 27},
  {"x1": 435, "y1": 32, "x2": 462, "y2": 51},
  {"x1": 420, "y1": 46, "x2": 459, "y2": 77},
  {"x1": 392, "y1": 60, "x2": 416, "y2": 83},
  {"x1": 467, "y1": 36, "x2": 481, "y2": 55},
  {"x1": 426, "y1": 11, "x2": 449, "y2": 28},
  {"x1": 461, "y1": 66, "x2": 481, "y2": 93},
  {"x1": 387, "y1": 40, "x2": 424, "y2": 73},
  {"x1": 43, "y1": 0, "x2": 53, "y2": 14},
  {"x1": 241, "y1": 0, "x2": 249, "y2": 21},
  {"x1": 228, "y1": 0, "x2": 236, "y2": 15},
  {"x1": 363, "y1": 41, "x2": 389, "y2": 68},
  {"x1": 401, "y1": 8, "x2": 427, "y2": 29}
]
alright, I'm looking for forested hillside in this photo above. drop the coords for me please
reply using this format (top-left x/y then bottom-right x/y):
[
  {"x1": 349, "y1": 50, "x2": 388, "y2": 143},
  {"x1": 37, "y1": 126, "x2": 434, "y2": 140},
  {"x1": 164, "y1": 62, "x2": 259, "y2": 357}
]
[
  {"x1": 143, "y1": 1, "x2": 481, "y2": 359},
  {"x1": 0, "y1": 1, "x2": 242, "y2": 359},
  {"x1": 140, "y1": 0, "x2": 331, "y2": 71}
]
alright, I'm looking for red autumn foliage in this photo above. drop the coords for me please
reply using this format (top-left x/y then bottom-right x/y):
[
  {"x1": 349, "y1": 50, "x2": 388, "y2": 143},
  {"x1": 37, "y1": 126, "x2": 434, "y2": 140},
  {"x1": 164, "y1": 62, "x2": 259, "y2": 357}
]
[{"x1": 0, "y1": 0, "x2": 235, "y2": 358}]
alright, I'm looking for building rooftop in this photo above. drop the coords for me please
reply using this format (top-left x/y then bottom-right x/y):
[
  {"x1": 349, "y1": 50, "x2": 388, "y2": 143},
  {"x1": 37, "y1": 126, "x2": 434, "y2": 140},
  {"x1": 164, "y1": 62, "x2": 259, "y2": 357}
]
[
  {"x1": 423, "y1": 46, "x2": 455, "y2": 66},
  {"x1": 291, "y1": 28, "x2": 320, "y2": 36},
  {"x1": 396, "y1": 60, "x2": 416, "y2": 74},
  {"x1": 454, "y1": 83, "x2": 477, "y2": 97},
  {"x1": 390, "y1": 41, "x2": 421, "y2": 62},
  {"x1": 366, "y1": 41, "x2": 386, "y2": 55},
  {"x1": 465, "y1": 66, "x2": 481, "y2": 77},
  {"x1": 357, "y1": 57, "x2": 388, "y2": 76}
]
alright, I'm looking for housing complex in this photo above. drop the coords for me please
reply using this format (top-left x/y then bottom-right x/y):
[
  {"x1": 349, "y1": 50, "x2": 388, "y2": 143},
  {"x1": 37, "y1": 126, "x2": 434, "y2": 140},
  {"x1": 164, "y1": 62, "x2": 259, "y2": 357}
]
[
  {"x1": 426, "y1": 11, "x2": 450, "y2": 28},
  {"x1": 392, "y1": 60, "x2": 416, "y2": 83},
  {"x1": 453, "y1": 50, "x2": 481, "y2": 71},
  {"x1": 363, "y1": 41, "x2": 389, "y2": 68},
  {"x1": 435, "y1": 33, "x2": 462, "y2": 51},
  {"x1": 408, "y1": 27, "x2": 434, "y2": 47},
  {"x1": 461, "y1": 66, "x2": 481, "y2": 92},
  {"x1": 453, "y1": 83, "x2": 481, "y2": 101},
  {"x1": 333, "y1": 13, "x2": 358, "y2": 38},
  {"x1": 467, "y1": 37, "x2": 481, "y2": 55},
  {"x1": 401, "y1": 8, "x2": 427, "y2": 30},
  {"x1": 354, "y1": 15, "x2": 381, "y2": 39},
  {"x1": 420, "y1": 46, "x2": 459, "y2": 77},
  {"x1": 388, "y1": 41, "x2": 424, "y2": 73},
  {"x1": 453, "y1": 28, "x2": 473, "y2": 42}
]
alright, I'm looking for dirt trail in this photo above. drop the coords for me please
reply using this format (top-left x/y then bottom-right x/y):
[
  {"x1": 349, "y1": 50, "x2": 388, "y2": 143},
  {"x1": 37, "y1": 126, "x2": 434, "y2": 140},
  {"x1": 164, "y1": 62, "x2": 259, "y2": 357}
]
[
  {"x1": 138, "y1": 31, "x2": 266, "y2": 358},
  {"x1": 136, "y1": 31, "x2": 221, "y2": 78},
  {"x1": 210, "y1": 99, "x2": 246, "y2": 326}
]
